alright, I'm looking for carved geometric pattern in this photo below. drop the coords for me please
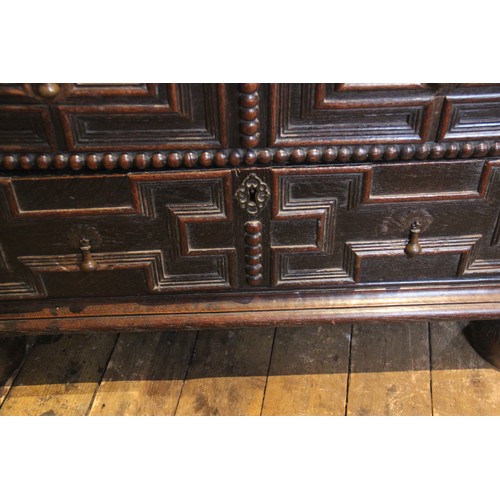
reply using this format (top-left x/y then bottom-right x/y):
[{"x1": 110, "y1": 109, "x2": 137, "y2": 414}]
[
  {"x1": 271, "y1": 163, "x2": 500, "y2": 287},
  {"x1": 0, "y1": 105, "x2": 57, "y2": 152},
  {"x1": 271, "y1": 168, "x2": 365, "y2": 286},
  {"x1": 58, "y1": 84, "x2": 228, "y2": 151},
  {"x1": 18, "y1": 249, "x2": 231, "y2": 292},
  {"x1": 438, "y1": 93, "x2": 500, "y2": 141},
  {"x1": 0, "y1": 171, "x2": 236, "y2": 299},
  {"x1": 269, "y1": 83, "x2": 437, "y2": 146},
  {"x1": 347, "y1": 235, "x2": 482, "y2": 282}
]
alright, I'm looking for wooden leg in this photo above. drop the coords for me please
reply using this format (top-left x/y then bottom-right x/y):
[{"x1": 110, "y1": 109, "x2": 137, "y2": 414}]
[
  {"x1": 0, "y1": 336, "x2": 27, "y2": 385},
  {"x1": 464, "y1": 321, "x2": 500, "y2": 370}
]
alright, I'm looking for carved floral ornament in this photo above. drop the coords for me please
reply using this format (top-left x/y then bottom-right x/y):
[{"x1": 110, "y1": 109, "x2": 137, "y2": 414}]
[{"x1": 234, "y1": 173, "x2": 270, "y2": 215}]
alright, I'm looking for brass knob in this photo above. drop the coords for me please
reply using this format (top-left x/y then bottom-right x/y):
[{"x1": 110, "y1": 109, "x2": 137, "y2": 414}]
[
  {"x1": 38, "y1": 83, "x2": 60, "y2": 98},
  {"x1": 404, "y1": 222, "x2": 422, "y2": 257},
  {"x1": 79, "y1": 238, "x2": 97, "y2": 272}
]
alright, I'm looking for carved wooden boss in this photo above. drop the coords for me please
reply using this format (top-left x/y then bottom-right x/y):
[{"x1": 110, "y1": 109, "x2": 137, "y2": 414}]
[{"x1": 1, "y1": 83, "x2": 500, "y2": 366}]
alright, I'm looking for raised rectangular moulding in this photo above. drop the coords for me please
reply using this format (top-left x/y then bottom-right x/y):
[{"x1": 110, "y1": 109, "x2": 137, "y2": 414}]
[
  {"x1": 58, "y1": 84, "x2": 228, "y2": 151},
  {"x1": 0, "y1": 106, "x2": 56, "y2": 152},
  {"x1": 268, "y1": 83, "x2": 440, "y2": 145},
  {"x1": 438, "y1": 90, "x2": 500, "y2": 141}
]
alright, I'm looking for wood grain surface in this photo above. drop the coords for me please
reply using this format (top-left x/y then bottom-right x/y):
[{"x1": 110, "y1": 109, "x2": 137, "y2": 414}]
[
  {"x1": 347, "y1": 323, "x2": 433, "y2": 416},
  {"x1": 0, "y1": 322, "x2": 498, "y2": 416},
  {"x1": 0, "y1": 333, "x2": 117, "y2": 416},
  {"x1": 430, "y1": 321, "x2": 500, "y2": 416},
  {"x1": 261, "y1": 325, "x2": 351, "y2": 416},
  {"x1": 175, "y1": 328, "x2": 275, "y2": 416},
  {"x1": 89, "y1": 331, "x2": 197, "y2": 416}
]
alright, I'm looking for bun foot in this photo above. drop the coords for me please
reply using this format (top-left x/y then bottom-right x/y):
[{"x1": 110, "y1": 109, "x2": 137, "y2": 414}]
[{"x1": 464, "y1": 321, "x2": 500, "y2": 370}]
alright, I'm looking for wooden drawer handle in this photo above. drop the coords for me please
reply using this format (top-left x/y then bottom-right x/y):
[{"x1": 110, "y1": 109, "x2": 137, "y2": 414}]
[
  {"x1": 38, "y1": 83, "x2": 60, "y2": 98},
  {"x1": 79, "y1": 238, "x2": 97, "y2": 272},
  {"x1": 404, "y1": 222, "x2": 422, "y2": 257}
]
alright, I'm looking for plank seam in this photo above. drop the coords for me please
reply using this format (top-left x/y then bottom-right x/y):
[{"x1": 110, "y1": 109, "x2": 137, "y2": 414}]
[
  {"x1": 428, "y1": 322, "x2": 435, "y2": 416},
  {"x1": 173, "y1": 330, "x2": 199, "y2": 416},
  {"x1": 259, "y1": 327, "x2": 278, "y2": 416},
  {"x1": 0, "y1": 337, "x2": 34, "y2": 411},
  {"x1": 85, "y1": 333, "x2": 120, "y2": 416},
  {"x1": 344, "y1": 324, "x2": 354, "y2": 416}
]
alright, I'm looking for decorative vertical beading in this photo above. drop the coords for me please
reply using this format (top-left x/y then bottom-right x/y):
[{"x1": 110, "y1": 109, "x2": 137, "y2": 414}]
[
  {"x1": 239, "y1": 84, "x2": 260, "y2": 148},
  {"x1": 244, "y1": 221, "x2": 263, "y2": 286}
]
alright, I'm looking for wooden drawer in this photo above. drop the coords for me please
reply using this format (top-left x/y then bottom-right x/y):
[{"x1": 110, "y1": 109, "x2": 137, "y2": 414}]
[
  {"x1": 269, "y1": 161, "x2": 500, "y2": 287},
  {"x1": 0, "y1": 171, "x2": 237, "y2": 299},
  {"x1": 2, "y1": 160, "x2": 500, "y2": 300}
]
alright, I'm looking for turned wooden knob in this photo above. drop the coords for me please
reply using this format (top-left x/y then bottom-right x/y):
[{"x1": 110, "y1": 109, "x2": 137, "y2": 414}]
[
  {"x1": 404, "y1": 222, "x2": 422, "y2": 257},
  {"x1": 79, "y1": 238, "x2": 97, "y2": 272},
  {"x1": 38, "y1": 83, "x2": 60, "y2": 98}
]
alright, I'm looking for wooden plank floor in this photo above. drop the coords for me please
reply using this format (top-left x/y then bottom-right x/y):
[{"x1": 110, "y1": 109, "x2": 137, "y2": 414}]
[{"x1": 0, "y1": 321, "x2": 499, "y2": 416}]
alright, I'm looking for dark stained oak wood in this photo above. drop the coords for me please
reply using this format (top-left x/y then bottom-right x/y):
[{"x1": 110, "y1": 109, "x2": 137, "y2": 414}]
[{"x1": 2, "y1": 83, "x2": 500, "y2": 368}]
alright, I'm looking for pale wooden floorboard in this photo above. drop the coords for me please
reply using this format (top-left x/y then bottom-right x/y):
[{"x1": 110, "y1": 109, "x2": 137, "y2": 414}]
[
  {"x1": 430, "y1": 321, "x2": 500, "y2": 416},
  {"x1": 1, "y1": 322, "x2": 498, "y2": 416},
  {"x1": 347, "y1": 322, "x2": 433, "y2": 416},
  {"x1": 261, "y1": 325, "x2": 351, "y2": 416},
  {"x1": 0, "y1": 334, "x2": 117, "y2": 416},
  {"x1": 175, "y1": 328, "x2": 275, "y2": 416},
  {"x1": 89, "y1": 331, "x2": 196, "y2": 416}
]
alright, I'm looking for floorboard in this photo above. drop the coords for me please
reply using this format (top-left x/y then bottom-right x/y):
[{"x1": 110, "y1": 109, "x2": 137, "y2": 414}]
[
  {"x1": 261, "y1": 325, "x2": 351, "y2": 416},
  {"x1": 0, "y1": 337, "x2": 32, "y2": 408},
  {"x1": 0, "y1": 321, "x2": 498, "y2": 416},
  {"x1": 89, "y1": 331, "x2": 196, "y2": 416},
  {"x1": 346, "y1": 322, "x2": 433, "y2": 416},
  {"x1": 0, "y1": 334, "x2": 117, "y2": 416},
  {"x1": 175, "y1": 328, "x2": 275, "y2": 416},
  {"x1": 430, "y1": 321, "x2": 500, "y2": 416}
]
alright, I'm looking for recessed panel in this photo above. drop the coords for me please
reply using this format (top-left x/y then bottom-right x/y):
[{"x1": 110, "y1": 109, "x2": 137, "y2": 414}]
[
  {"x1": 269, "y1": 84, "x2": 438, "y2": 146},
  {"x1": 0, "y1": 106, "x2": 55, "y2": 152}
]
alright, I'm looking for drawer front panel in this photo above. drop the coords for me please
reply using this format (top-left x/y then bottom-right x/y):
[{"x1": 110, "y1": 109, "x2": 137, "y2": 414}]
[
  {"x1": 0, "y1": 171, "x2": 237, "y2": 299},
  {"x1": 270, "y1": 161, "x2": 500, "y2": 287},
  {"x1": 3, "y1": 160, "x2": 500, "y2": 300}
]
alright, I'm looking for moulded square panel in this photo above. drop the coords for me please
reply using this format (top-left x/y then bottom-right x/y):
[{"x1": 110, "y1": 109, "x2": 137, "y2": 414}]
[{"x1": 268, "y1": 83, "x2": 439, "y2": 146}]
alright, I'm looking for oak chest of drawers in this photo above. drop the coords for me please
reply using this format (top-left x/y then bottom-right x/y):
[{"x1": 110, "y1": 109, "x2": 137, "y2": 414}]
[{"x1": 2, "y1": 83, "x2": 500, "y2": 364}]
